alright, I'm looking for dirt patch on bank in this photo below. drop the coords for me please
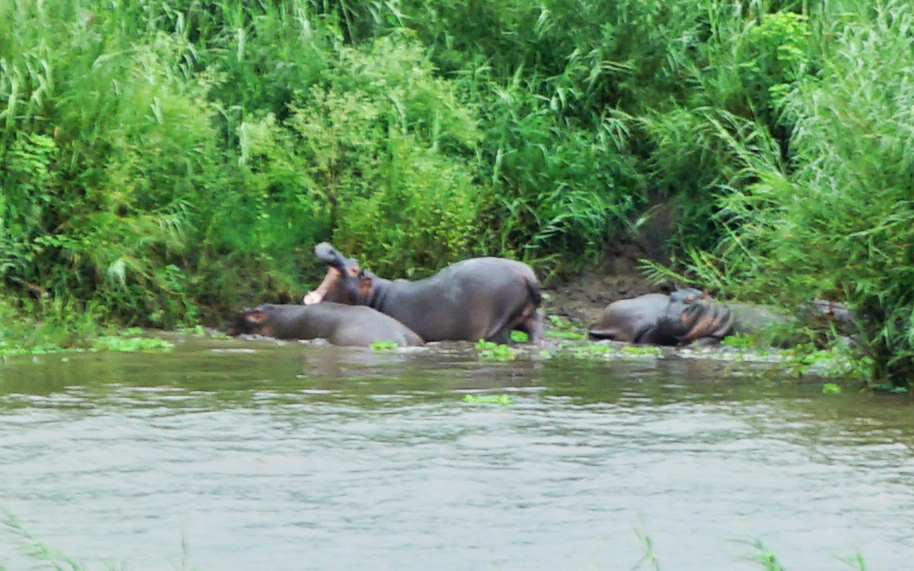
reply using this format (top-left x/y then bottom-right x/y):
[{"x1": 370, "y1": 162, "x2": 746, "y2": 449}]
[{"x1": 539, "y1": 243, "x2": 673, "y2": 329}]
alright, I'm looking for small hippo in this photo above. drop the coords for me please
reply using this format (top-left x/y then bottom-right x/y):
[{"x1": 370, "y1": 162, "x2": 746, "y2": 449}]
[
  {"x1": 655, "y1": 288, "x2": 736, "y2": 345},
  {"x1": 590, "y1": 289, "x2": 734, "y2": 346},
  {"x1": 588, "y1": 293, "x2": 679, "y2": 344},
  {"x1": 223, "y1": 303, "x2": 425, "y2": 347}
]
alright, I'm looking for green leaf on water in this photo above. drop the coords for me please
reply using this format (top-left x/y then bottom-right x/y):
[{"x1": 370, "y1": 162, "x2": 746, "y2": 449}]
[
  {"x1": 510, "y1": 330, "x2": 529, "y2": 343},
  {"x1": 821, "y1": 383, "x2": 842, "y2": 395},
  {"x1": 545, "y1": 330, "x2": 585, "y2": 340},
  {"x1": 475, "y1": 340, "x2": 516, "y2": 361},
  {"x1": 464, "y1": 394, "x2": 514, "y2": 405},
  {"x1": 92, "y1": 336, "x2": 174, "y2": 353}
]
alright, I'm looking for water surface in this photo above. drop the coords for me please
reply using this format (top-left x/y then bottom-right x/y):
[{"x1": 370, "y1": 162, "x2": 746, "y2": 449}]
[{"x1": 1, "y1": 336, "x2": 912, "y2": 570}]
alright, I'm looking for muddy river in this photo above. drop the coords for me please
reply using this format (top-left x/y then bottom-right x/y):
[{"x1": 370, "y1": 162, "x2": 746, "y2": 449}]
[{"x1": 1, "y1": 334, "x2": 912, "y2": 570}]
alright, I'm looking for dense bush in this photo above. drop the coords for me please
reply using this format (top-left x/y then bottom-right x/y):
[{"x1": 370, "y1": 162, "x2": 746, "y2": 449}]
[{"x1": 686, "y1": 0, "x2": 914, "y2": 385}]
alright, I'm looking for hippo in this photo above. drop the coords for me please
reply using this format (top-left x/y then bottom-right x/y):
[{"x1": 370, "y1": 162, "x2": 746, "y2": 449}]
[
  {"x1": 655, "y1": 288, "x2": 736, "y2": 345},
  {"x1": 658, "y1": 293, "x2": 858, "y2": 346},
  {"x1": 587, "y1": 293, "x2": 680, "y2": 344},
  {"x1": 590, "y1": 289, "x2": 736, "y2": 346},
  {"x1": 223, "y1": 303, "x2": 425, "y2": 347},
  {"x1": 592, "y1": 288, "x2": 857, "y2": 347},
  {"x1": 303, "y1": 243, "x2": 545, "y2": 345}
]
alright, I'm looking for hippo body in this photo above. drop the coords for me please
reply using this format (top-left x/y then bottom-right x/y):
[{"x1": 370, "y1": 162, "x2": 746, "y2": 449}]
[
  {"x1": 591, "y1": 286, "x2": 858, "y2": 348},
  {"x1": 588, "y1": 293, "x2": 678, "y2": 344},
  {"x1": 223, "y1": 303, "x2": 425, "y2": 347},
  {"x1": 304, "y1": 243, "x2": 545, "y2": 345},
  {"x1": 590, "y1": 289, "x2": 739, "y2": 346}
]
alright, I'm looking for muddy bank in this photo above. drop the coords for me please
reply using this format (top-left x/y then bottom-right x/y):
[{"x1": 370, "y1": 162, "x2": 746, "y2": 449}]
[{"x1": 541, "y1": 244, "x2": 669, "y2": 328}]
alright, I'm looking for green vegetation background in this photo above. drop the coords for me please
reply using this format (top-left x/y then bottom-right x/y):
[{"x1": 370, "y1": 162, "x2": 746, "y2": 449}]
[{"x1": 2, "y1": 0, "x2": 913, "y2": 385}]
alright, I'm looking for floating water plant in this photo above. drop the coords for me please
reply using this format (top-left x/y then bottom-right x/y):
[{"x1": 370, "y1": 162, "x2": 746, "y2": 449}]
[
  {"x1": 475, "y1": 340, "x2": 516, "y2": 361},
  {"x1": 510, "y1": 331, "x2": 529, "y2": 343},
  {"x1": 546, "y1": 330, "x2": 586, "y2": 340},
  {"x1": 370, "y1": 341, "x2": 399, "y2": 352},
  {"x1": 620, "y1": 345, "x2": 664, "y2": 357},
  {"x1": 464, "y1": 394, "x2": 514, "y2": 406},
  {"x1": 821, "y1": 383, "x2": 842, "y2": 395},
  {"x1": 92, "y1": 336, "x2": 175, "y2": 353}
]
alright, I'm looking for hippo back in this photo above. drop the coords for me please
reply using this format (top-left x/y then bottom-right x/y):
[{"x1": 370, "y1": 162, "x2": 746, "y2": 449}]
[
  {"x1": 588, "y1": 293, "x2": 676, "y2": 344},
  {"x1": 223, "y1": 303, "x2": 424, "y2": 347},
  {"x1": 371, "y1": 257, "x2": 541, "y2": 343}
]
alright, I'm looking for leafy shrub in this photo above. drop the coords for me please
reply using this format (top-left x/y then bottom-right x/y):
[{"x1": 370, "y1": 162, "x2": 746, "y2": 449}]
[
  {"x1": 282, "y1": 36, "x2": 486, "y2": 275},
  {"x1": 683, "y1": 0, "x2": 914, "y2": 386}
]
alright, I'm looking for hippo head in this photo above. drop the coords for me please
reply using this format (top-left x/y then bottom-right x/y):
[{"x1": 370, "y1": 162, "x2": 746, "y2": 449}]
[
  {"x1": 306, "y1": 243, "x2": 375, "y2": 305},
  {"x1": 657, "y1": 288, "x2": 712, "y2": 339},
  {"x1": 658, "y1": 288, "x2": 735, "y2": 344}
]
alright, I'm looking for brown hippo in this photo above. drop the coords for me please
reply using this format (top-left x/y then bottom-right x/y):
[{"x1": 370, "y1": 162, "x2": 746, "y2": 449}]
[
  {"x1": 223, "y1": 303, "x2": 425, "y2": 347},
  {"x1": 303, "y1": 243, "x2": 545, "y2": 345}
]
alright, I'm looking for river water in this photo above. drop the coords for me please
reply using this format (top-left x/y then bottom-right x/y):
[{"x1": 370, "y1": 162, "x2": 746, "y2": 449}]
[{"x1": 1, "y1": 335, "x2": 912, "y2": 571}]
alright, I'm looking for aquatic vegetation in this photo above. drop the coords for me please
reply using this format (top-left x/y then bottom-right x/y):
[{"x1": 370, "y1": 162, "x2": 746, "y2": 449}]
[
  {"x1": 369, "y1": 341, "x2": 399, "y2": 352},
  {"x1": 620, "y1": 345, "x2": 664, "y2": 357},
  {"x1": 463, "y1": 394, "x2": 514, "y2": 406},
  {"x1": 822, "y1": 383, "x2": 842, "y2": 395},
  {"x1": 1, "y1": 510, "x2": 88, "y2": 571},
  {"x1": 782, "y1": 344, "x2": 868, "y2": 379},
  {"x1": 545, "y1": 330, "x2": 586, "y2": 340},
  {"x1": 0, "y1": 342, "x2": 82, "y2": 358},
  {"x1": 509, "y1": 331, "x2": 529, "y2": 343},
  {"x1": 721, "y1": 334, "x2": 759, "y2": 350},
  {"x1": 475, "y1": 340, "x2": 517, "y2": 361},
  {"x1": 91, "y1": 336, "x2": 175, "y2": 353},
  {"x1": 175, "y1": 325, "x2": 209, "y2": 337},
  {"x1": 559, "y1": 341, "x2": 664, "y2": 362},
  {"x1": 632, "y1": 529, "x2": 661, "y2": 571}
]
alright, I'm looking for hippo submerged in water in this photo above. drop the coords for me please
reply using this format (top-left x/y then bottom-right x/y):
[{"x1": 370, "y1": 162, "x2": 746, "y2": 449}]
[
  {"x1": 303, "y1": 242, "x2": 545, "y2": 345},
  {"x1": 223, "y1": 303, "x2": 425, "y2": 347}
]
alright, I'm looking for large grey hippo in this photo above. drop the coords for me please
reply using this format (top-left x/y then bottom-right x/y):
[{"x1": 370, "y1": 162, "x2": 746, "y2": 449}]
[
  {"x1": 223, "y1": 303, "x2": 425, "y2": 347},
  {"x1": 303, "y1": 243, "x2": 545, "y2": 345}
]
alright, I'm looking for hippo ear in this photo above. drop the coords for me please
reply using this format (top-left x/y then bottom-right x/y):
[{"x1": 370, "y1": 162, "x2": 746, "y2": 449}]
[{"x1": 357, "y1": 271, "x2": 373, "y2": 296}]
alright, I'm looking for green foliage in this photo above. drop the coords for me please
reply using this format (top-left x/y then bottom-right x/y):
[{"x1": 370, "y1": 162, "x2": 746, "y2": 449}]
[
  {"x1": 270, "y1": 36, "x2": 486, "y2": 275},
  {"x1": 682, "y1": 0, "x2": 914, "y2": 385},
  {"x1": 0, "y1": 296, "x2": 104, "y2": 355}
]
